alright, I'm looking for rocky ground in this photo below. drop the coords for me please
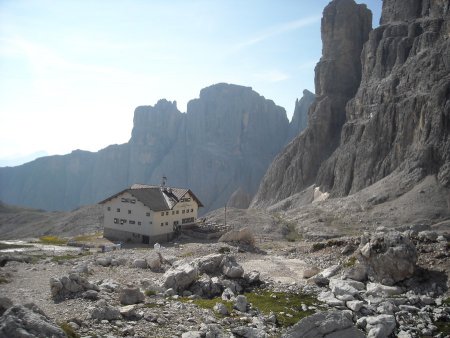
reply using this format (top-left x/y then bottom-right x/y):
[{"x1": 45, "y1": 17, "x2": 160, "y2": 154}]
[{"x1": 0, "y1": 226, "x2": 449, "y2": 338}]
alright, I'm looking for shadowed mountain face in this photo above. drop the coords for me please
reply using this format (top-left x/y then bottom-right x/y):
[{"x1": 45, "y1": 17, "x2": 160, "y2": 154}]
[
  {"x1": 0, "y1": 83, "x2": 313, "y2": 214},
  {"x1": 252, "y1": 0, "x2": 372, "y2": 208},
  {"x1": 252, "y1": 0, "x2": 449, "y2": 208}
]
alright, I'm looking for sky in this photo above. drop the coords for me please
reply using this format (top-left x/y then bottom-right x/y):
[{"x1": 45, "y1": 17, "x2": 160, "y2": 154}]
[{"x1": 0, "y1": 0, "x2": 382, "y2": 166}]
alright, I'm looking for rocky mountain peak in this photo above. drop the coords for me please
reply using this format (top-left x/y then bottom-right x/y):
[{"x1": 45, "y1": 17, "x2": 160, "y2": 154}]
[
  {"x1": 287, "y1": 89, "x2": 315, "y2": 141},
  {"x1": 380, "y1": 0, "x2": 449, "y2": 24},
  {"x1": 251, "y1": 0, "x2": 372, "y2": 208}
]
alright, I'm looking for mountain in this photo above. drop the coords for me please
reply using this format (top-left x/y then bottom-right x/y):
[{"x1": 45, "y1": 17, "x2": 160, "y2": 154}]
[
  {"x1": 252, "y1": 0, "x2": 449, "y2": 216},
  {"x1": 0, "y1": 83, "x2": 312, "y2": 214},
  {"x1": 287, "y1": 89, "x2": 315, "y2": 141},
  {"x1": 252, "y1": 0, "x2": 372, "y2": 208}
]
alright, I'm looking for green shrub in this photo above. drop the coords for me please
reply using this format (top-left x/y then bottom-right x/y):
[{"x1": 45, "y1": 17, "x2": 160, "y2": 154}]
[
  {"x1": 245, "y1": 290, "x2": 321, "y2": 327},
  {"x1": 311, "y1": 243, "x2": 326, "y2": 252},
  {"x1": 145, "y1": 290, "x2": 157, "y2": 297},
  {"x1": 59, "y1": 322, "x2": 80, "y2": 338},
  {"x1": 343, "y1": 256, "x2": 357, "y2": 268},
  {"x1": 39, "y1": 236, "x2": 67, "y2": 245},
  {"x1": 218, "y1": 247, "x2": 230, "y2": 254}
]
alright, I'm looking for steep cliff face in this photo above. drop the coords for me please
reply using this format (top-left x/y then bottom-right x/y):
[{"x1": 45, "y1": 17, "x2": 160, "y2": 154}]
[
  {"x1": 251, "y1": 0, "x2": 372, "y2": 208},
  {"x1": 0, "y1": 84, "x2": 290, "y2": 213},
  {"x1": 317, "y1": 0, "x2": 450, "y2": 195},
  {"x1": 287, "y1": 89, "x2": 315, "y2": 141}
]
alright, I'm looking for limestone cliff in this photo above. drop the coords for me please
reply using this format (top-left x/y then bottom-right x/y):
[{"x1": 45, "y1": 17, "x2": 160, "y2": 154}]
[
  {"x1": 317, "y1": 0, "x2": 450, "y2": 196},
  {"x1": 0, "y1": 84, "x2": 289, "y2": 213},
  {"x1": 287, "y1": 89, "x2": 315, "y2": 141},
  {"x1": 252, "y1": 0, "x2": 372, "y2": 208}
]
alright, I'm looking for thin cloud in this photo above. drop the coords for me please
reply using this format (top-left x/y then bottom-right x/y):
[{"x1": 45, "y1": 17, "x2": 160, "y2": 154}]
[{"x1": 234, "y1": 16, "x2": 320, "y2": 50}]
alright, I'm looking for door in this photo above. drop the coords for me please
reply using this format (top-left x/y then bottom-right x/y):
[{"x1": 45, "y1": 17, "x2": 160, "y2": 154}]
[{"x1": 142, "y1": 235, "x2": 149, "y2": 244}]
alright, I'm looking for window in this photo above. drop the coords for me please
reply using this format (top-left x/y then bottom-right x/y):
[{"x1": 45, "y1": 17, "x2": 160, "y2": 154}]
[
  {"x1": 128, "y1": 210, "x2": 131, "y2": 214},
  {"x1": 161, "y1": 223, "x2": 164, "y2": 226},
  {"x1": 191, "y1": 209, "x2": 193, "y2": 212},
  {"x1": 165, "y1": 222, "x2": 168, "y2": 226},
  {"x1": 161, "y1": 212, "x2": 164, "y2": 216},
  {"x1": 120, "y1": 219, "x2": 127, "y2": 224},
  {"x1": 186, "y1": 209, "x2": 189, "y2": 213},
  {"x1": 166, "y1": 211, "x2": 169, "y2": 216},
  {"x1": 182, "y1": 217, "x2": 194, "y2": 224},
  {"x1": 116, "y1": 208, "x2": 120, "y2": 212},
  {"x1": 129, "y1": 220, "x2": 135, "y2": 224},
  {"x1": 176, "y1": 210, "x2": 179, "y2": 214},
  {"x1": 149, "y1": 221, "x2": 152, "y2": 224},
  {"x1": 146, "y1": 212, "x2": 150, "y2": 217},
  {"x1": 173, "y1": 221, "x2": 179, "y2": 226},
  {"x1": 172, "y1": 211, "x2": 175, "y2": 215},
  {"x1": 107, "y1": 207, "x2": 111, "y2": 211},
  {"x1": 182, "y1": 210, "x2": 185, "y2": 214},
  {"x1": 114, "y1": 218, "x2": 119, "y2": 224},
  {"x1": 138, "y1": 221, "x2": 141, "y2": 225},
  {"x1": 131, "y1": 199, "x2": 136, "y2": 204}
]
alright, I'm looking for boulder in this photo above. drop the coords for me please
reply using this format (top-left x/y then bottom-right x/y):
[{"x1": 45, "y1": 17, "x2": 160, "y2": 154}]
[
  {"x1": 0, "y1": 303, "x2": 66, "y2": 338},
  {"x1": 132, "y1": 258, "x2": 148, "y2": 269},
  {"x1": 232, "y1": 326, "x2": 268, "y2": 338},
  {"x1": 363, "y1": 315, "x2": 396, "y2": 338},
  {"x1": 193, "y1": 254, "x2": 224, "y2": 274},
  {"x1": 189, "y1": 274, "x2": 222, "y2": 298},
  {"x1": 346, "y1": 300, "x2": 364, "y2": 312},
  {"x1": 119, "y1": 286, "x2": 145, "y2": 305},
  {"x1": 147, "y1": 252, "x2": 162, "y2": 270},
  {"x1": 213, "y1": 302, "x2": 229, "y2": 315},
  {"x1": 302, "y1": 267, "x2": 320, "y2": 279},
  {"x1": 90, "y1": 299, "x2": 121, "y2": 321},
  {"x1": 82, "y1": 290, "x2": 99, "y2": 300},
  {"x1": 95, "y1": 257, "x2": 112, "y2": 267},
  {"x1": 0, "y1": 297, "x2": 13, "y2": 316},
  {"x1": 244, "y1": 270, "x2": 260, "y2": 284},
  {"x1": 162, "y1": 262, "x2": 198, "y2": 292},
  {"x1": 219, "y1": 227, "x2": 255, "y2": 246},
  {"x1": 222, "y1": 288, "x2": 236, "y2": 301},
  {"x1": 282, "y1": 311, "x2": 365, "y2": 338},
  {"x1": 119, "y1": 305, "x2": 139, "y2": 319},
  {"x1": 221, "y1": 256, "x2": 244, "y2": 278},
  {"x1": 234, "y1": 295, "x2": 248, "y2": 312},
  {"x1": 356, "y1": 231, "x2": 417, "y2": 285},
  {"x1": 365, "y1": 283, "x2": 403, "y2": 297},
  {"x1": 50, "y1": 273, "x2": 99, "y2": 300},
  {"x1": 329, "y1": 279, "x2": 365, "y2": 298}
]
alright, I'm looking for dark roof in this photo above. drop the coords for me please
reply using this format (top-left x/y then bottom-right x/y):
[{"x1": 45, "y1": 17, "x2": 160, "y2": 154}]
[{"x1": 99, "y1": 184, "x2": 203, "y2": 211}]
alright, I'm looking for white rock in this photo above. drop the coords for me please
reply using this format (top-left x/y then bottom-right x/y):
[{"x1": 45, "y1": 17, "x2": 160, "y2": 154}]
[
  {"x1": 234, "y1": 295, "x2": 248, "y2": 312},
  {"x1": 318, "y1": 291, "x2": 345, "y2": 307},
  {"x1": 365, "y1": 314, "x2": 396, "y2": 338},
  {"x1": 346, "y1": 300, "x2": 364, "y2": 312},
  {"x1": 366, "y1": 282, "x2": 403, "y2": 297}
]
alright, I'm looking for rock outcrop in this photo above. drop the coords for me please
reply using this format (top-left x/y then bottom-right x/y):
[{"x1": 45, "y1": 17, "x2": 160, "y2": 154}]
[
  {"x1": 287, "y1": 89, "x2": 315, "y2": 141},
  {"x1": 252, "y1": 0, "x2": 372, "y2": 208},
  {"x1": 356, "y1": 231, "x2": 418, "y2": 285},
  {"x1": 227, "y1": 187, "x2": 251, "y2": 209},
  {"x1": 317, "y1": 0, "x2": 450, "y2": 196},
  {"x1": 0, "y1": 84, "x2": 293, "y2": 214},
  {"x1": 0, "y1": 303, "x2": 67, "y2": 338}
]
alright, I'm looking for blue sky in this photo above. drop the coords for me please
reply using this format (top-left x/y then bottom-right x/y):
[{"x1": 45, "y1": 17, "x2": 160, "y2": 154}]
[{"x1": 0, "y1": 0, "x2": 382, "y2": 166}]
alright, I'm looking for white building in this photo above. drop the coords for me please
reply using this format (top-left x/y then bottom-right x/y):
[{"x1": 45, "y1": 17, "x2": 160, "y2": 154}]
[{"x1": 99, "y1": 184, "x2": 203, "y2": 244}]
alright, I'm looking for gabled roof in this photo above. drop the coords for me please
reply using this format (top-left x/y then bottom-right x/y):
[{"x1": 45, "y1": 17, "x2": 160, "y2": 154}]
[{"x1": 99, "y1": 184, "x2": 203, "y2": 211}]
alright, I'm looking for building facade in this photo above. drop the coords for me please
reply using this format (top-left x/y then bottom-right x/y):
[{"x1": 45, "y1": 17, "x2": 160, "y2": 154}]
[{"x1": 99, "y1": 184, "x2": 203, "y2": 244}]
